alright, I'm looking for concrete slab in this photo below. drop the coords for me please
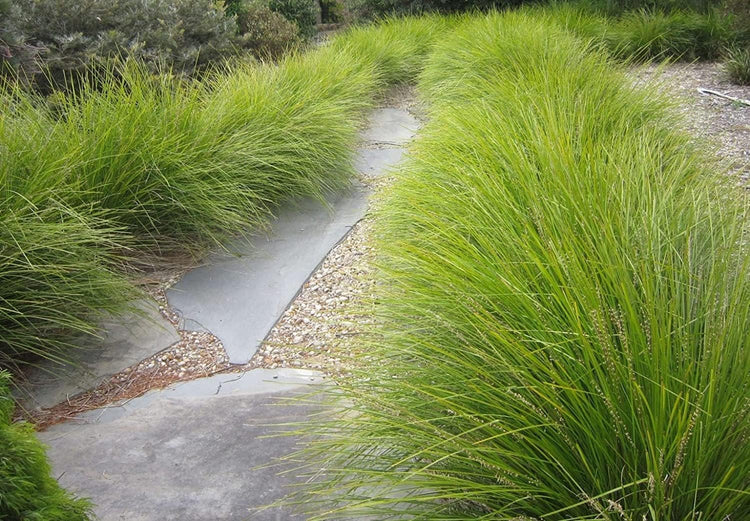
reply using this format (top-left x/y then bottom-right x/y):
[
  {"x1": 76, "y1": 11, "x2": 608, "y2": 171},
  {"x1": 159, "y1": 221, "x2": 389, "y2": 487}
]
[
  {"x1": 16, "y1": 299, "x2": 180, "y2": 411},
  {"x1": 39, "y1": 369, "x2": 324, "y2": 521},
  {"x1": 360, "y1": 108, "x2": 419, "y2": 145},
  {"x1": 167, "y1": 184, "x2": 369, "y2": 364},
  {"x1": 354, "y1": 147, "x2": 405, "y2": 178}
]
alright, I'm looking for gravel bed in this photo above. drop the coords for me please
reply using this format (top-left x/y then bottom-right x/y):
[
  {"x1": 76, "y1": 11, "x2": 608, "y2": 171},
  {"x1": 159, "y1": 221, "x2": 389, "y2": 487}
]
[{"x1": 631, "y1": 62, "x2": 750, "y2": 186}]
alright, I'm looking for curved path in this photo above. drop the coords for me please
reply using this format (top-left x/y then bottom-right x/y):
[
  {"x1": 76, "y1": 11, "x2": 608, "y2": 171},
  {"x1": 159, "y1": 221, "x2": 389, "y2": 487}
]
[{"x1": 33, "y1": 106, "x2": 418, "y2": 521}]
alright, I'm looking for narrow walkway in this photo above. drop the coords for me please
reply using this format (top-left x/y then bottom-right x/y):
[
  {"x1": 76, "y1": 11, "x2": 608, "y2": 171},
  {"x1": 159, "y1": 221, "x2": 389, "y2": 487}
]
[{"x1": 33, "y1": 106, "x2": 419, "y2": 521}]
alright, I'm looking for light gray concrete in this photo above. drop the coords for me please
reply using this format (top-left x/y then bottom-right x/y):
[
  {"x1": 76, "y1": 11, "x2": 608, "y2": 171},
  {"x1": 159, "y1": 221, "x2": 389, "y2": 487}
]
[
  {"x1": 39, "y1": 369, "x2": 324, "y2": 521},
  {"x1": 167, "y1": 108, "x2": 418, "y2": 366},
  {"x1": 360, "y1": 108, "x2": 419, "y2": 145},
  {"x1": 17, "y1": 300, "x2": 180, "y2": 411},
  {"x1": 354, "y1": 147, "x2": 405, "y2": 178},
  {"x1": 167, "y1": 184, "x2": 369, "y2": 364}
]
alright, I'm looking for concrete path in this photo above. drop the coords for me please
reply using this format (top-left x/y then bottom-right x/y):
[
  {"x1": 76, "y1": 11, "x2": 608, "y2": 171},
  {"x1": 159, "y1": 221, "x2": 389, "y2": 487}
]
[
  {"x1": 167, "y1": 186, "x2": 369, "y2": 364},
  {"x1": 166, "y1": 108, "x2": 418, "y2": 365},
  {"x1": 35, "y1": 107, "x2": 418, "y2": 521},
  {"x1": 39, "y1": 369, "x2": 322, "y2": 521},
  {"x1": 17, "y1": 300, "x2": 180, "y2": 411}
]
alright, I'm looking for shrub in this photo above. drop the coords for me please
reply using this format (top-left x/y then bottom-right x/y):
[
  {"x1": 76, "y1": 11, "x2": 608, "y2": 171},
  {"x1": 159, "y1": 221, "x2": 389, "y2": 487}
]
[
  {"x1": 319, "y1": 0, "x2": 344, "y2": 22},
  {"x1": 234, "y1": 0, "x2": 301, "y2": 59},
  {"x1": 290, "y1": 12, "x2": 750, "y2": 520},
  {"x1": 268, "y1": 0, "x2": 319, "y2": 37},
  {"x1": 724, "y1": 46, "x2": 750, "y2": 84},
  {"x1": 0, "y1": 0, "x2": 37, "y2": 81},
  {"x1": 724, "y1": 0, "x2": 750, "y2": 43},
  {"x1": 12, "y1": 0, "x2": 240, "y2": 90},
  {"x1": 0, "y1": 371, "x2": 92, "y2": 520}
]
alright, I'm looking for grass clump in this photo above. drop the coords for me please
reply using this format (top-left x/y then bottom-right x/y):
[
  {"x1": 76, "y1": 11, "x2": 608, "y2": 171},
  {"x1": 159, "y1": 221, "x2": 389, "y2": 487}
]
[
  {"x1": 0, "y1": 371, "x2": 92, "y2": 519},
  {"x1": 0, "y1": 207, "x2": 137, "y2": 370},
  {"x1": 533, "y1": 3, "x2": 736, "y2": 62},
  {"x1": 327, "y1": 14, "x2": 457, "y2": 87},
  {"x1": 0, "y1": 55, "x2": 375, "y2": 258},
  {"x1": 724, "y1": 46, "x2": 750, "y2": 85},
  {"x1": 606, "y1": 8, "x2": 733, "y2": 61},
  {"x1": 291, "y1": 11, "x2": 750, "y2": 520}
]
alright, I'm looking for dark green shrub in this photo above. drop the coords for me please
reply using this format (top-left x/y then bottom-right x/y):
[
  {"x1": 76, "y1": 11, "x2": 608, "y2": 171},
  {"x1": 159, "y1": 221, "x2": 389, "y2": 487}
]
[
  {"x1": 268, "y1": 0, "x2": 319, "y2": 37},
  {"x1": 13, "y1": 0, "x2": 240, "y2": 90},
  {"x1": 724, "y1": 46, "x2": 750, "y2": 84},
  {"x1": 724, "y1": 0, "x2": 750, "y2": 43},
  {"x1": 235, "y1": 0, "x2": 301, "y2": 59},
  {"x1": 320, "y1": 0, "x2": 344, "y2": 22},
  {"x1": 0, "y1": 0, "x2": 37, "y2": 81},
  {"x1": 0, "y1": 371, "x2": 92, "y2": 520}
]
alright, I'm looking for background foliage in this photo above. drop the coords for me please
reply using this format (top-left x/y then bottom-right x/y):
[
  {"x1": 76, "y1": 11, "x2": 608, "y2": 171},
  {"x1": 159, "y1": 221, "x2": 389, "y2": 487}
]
[{"x1": 234, "y1": 1, "x2": 301, "y2": 59}]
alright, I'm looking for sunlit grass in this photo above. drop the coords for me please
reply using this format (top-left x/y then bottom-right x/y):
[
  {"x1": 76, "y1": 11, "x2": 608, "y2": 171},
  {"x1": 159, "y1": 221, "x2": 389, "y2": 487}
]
[{"x1": 288, "y1": 11, "x2": 750, "y2": 520}]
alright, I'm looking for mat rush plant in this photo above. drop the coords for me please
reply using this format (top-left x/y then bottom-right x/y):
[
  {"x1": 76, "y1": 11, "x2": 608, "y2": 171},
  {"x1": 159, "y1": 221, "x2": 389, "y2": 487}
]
[
  {"x1": 0, "y1": 371, "x2": 92, "y2": 519},
  {"x1": 724, "y1": 46, "x2": 750, "y2": 85},
  {"x1": 288, "y1": 12, "x2": 750, "y2": 520}
]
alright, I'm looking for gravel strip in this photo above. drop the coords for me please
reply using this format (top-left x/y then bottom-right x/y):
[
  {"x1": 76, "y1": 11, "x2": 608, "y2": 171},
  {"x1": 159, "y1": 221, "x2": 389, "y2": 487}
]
[
  {"x1": 28, "y1": 66, "x2": 749, "y2": 428},
  {"x1": 631, "y1": 62, "x2": 750, "y2": 186}
]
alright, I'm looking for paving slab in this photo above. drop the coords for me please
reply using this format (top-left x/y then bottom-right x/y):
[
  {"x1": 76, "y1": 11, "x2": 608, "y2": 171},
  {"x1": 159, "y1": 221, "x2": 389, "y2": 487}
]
[
  {"x1": 354, "y1": 147, "x2": 405, "y2": 178},
  {"x1": 16, "y1": 299, "x2": 180, "y2": 411},
  {"x1": 167, "y1": 108, "x2": 418, "y2": 366},
  {"x1": 167, "y1": 183, "x2": 369, "y2": 364},
  {"x1": 360, "y1": 108, "x2": 419, "y2": 145},
  {"x1": 38, "y1": 369, "x2": 324, "y2": 521}
]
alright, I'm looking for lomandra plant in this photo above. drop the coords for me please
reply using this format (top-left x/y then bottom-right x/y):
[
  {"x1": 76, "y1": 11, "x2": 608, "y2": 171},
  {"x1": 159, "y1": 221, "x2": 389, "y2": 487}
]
[
  {"x1": 326, "y1": 14, "x2": 458, "y2": 87},
  {"x1": 606, "y1": 9, "x2": 733, "y2": 61},
  {"x1": 0, "y1": 206, "x2": 137, "y2": 369},
  {"x1": 0, "y1": 371, "x2": 92, "y2": 519},
  {"x1": 724, "y1": 46, "x2": 750, "y2": 85},
  {"x1": 288, "y1": 12, "x2": 750, "y2": 520}
]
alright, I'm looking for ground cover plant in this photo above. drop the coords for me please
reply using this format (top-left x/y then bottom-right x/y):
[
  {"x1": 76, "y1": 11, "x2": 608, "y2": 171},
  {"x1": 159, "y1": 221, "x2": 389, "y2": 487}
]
[
  {"x1": 0, "y1": 371, "x2": 91, "y2": 519},
  {"x1": 288, "y1": 11, "x2": 750, "y2": 520}
]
